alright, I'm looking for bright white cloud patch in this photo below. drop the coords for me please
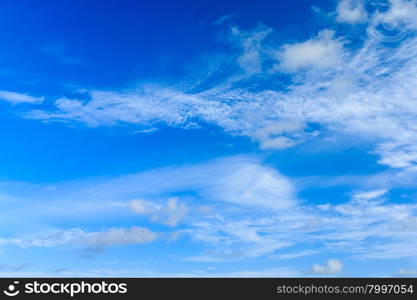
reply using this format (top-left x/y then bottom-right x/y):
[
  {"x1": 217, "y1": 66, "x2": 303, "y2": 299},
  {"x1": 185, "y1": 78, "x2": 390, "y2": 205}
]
[
  {"x1": 311, "y1": 259, "x2": 343, "y2": 275},
  {"x1": 0, "y1": 90, "x2": 44, "y2": 104},
  {"x1": 336, "y1": 0, "x2": 368, "y2": 24},
  {"x1": 277, "y1": 30, "x2": 345, "y2": 72}
]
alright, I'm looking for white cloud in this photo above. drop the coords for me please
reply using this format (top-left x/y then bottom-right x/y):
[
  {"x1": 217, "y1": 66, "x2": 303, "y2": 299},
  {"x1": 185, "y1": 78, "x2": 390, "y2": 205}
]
[
  {"x1": 201, "y1": 158, "x2": 296, "y2": 210},
  {"x1": 186, "y1": 180, "x2": 417, "y2": 261},
  {"x1": 311, "y1": 259, "x2": 343, "y2": 275},
  {"x1": 0, "y1": 156, "x2": 297, "y2": 259},
  {"x1": 4, "y1": 2, "x2": 417, "y2": 264},
  {"x1": 269, "y1": 250, "x2": 318, "y2": 260},
  {"x1": 251, "y1": 120, "x2": 307, "y2": 150},
  {"x1": 0, "y1": 156, "x2": 296, "y2": 224},
  {"x1": 230, "y1": 26, "x2": 272, "y2": 75},
  {"x1": 150, "y1": 198, "x2": 188, "y2": 227},
  {"x1": 129, "y1": 197, "x2": 188, "y2": 227},
  {"x1": 336, "y1": 0, "x2": 368, "y2": 24},
  {"x1": 0, "y1": 90, "x2": 44, "y2": 104},
  {"x1": 353, "y1": 189, "x2": 387, "y2": 200},
  {"x1": 277, "y1": 30, "x2": 345, "y2": 72},
  {"x1": 0, "y1": 229, "x2": 87, "y2": 248},
  {"x1": 0, "y1": 227, "x2": 158, "y2": 249},
  {"x1": 2, "y1": 156, "x2": 417, "y2": 261},
  {"x1": 5, "y1": 186, "x2": 417, "y2": 261},
  {"x1": 367, "y1": 0, "x2": 417, "y2": 43},
  {"x1": 383, "y1": 0, "x2": 417, "y2": 29},
  {"x1": 86, "y1": 227, "x2": 157, "y2": 247},
  {"x1": 28, "y1": 87, "x2": 209, "y2": 127},
  {"x1": 130, "y1": 127, "x2": 158, "y2": 134},
  {"x1": 128, "y1": 198, "x2": 159, "y2": 215}
]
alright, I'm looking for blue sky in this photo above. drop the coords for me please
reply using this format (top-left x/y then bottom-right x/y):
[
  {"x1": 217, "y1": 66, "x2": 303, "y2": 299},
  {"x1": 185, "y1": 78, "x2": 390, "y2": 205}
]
[{"x1": 1, "y1": 0, "x2": 417, "y2": 277}]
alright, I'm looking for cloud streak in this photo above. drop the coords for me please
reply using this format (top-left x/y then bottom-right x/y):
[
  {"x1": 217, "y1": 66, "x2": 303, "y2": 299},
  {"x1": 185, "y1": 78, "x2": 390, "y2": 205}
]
[
  {"x1": 0, "y1": 90, "x2": 44, "y2": 104},
  {"x1": 0, "y1": 227, "x2": 158, "y2": 250}
]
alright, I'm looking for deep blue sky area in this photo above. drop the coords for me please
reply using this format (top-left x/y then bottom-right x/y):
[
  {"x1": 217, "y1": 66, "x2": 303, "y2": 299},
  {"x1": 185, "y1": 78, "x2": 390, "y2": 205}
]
[{"x1": 0, "y1": 0, "x2": 323, "y2": 89}]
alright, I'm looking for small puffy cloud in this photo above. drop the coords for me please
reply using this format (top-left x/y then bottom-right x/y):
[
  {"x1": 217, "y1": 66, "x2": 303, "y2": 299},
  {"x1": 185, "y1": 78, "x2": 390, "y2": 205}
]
[
  {"x1": 311, "y1": 259, "x2": 343, "y2": 275},
  {"x1": 0, "y1": 90, "x2": 44, "y2": 104},
  {"x1": 277, "y1": 30, "x2": 345, "y2": 72},
  {"x1": 251, "y1": 120, "x2": 306, "y2": 150},
  {"x1": 86, "y1": 227, "x2": 157, "y2": 248},
  {"x1": 129, "y1": 197, "x2": 188, "y2": 227},
  {"x1": 336, "y1": 0, "x2": 368, "y2": 24},
  {"x1": 150, "y1": 198, "x2": 188, "y2": 227}
]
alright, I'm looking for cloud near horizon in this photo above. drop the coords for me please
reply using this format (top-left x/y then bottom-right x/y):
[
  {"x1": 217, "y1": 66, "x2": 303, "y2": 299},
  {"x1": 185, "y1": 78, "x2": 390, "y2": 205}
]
[{"x1": 1, "y1": 155, "x2": 417, "y2": 264}]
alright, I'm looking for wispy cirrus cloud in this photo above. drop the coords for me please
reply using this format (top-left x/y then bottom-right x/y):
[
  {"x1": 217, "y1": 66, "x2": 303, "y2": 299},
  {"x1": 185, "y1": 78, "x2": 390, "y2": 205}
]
[
  {"x1": 22, "y1": 0, "x2": 417, "y2": 170},
  {"x1": 213, "y1": 14, "x2": 235, "y2": 26},
  {"x1": 0, "y1": 226, "x2": 158, "y2": 250},
  {"x1": 0, "y1": 155, "x2": 417, "y2": 262},
  {"x1": 0, "y1": 90, "x2": 44, "y2": 104}
]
